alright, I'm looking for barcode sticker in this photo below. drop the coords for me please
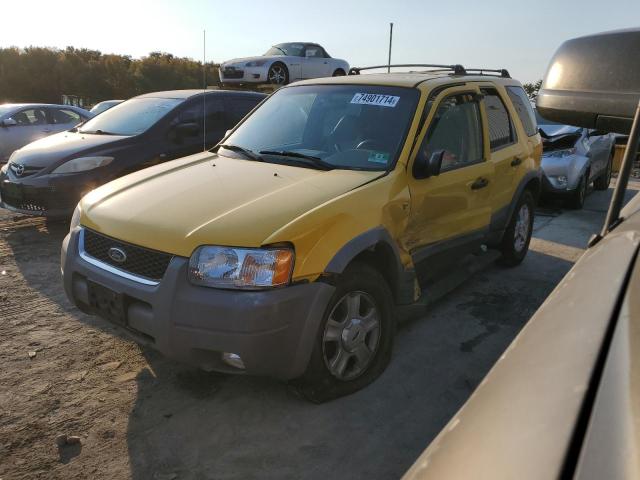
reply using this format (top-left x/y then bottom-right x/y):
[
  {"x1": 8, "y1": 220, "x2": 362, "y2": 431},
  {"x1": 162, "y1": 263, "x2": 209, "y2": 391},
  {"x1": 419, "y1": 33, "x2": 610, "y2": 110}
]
[{"x1": 351, "y1": 93, "x2": 400, "y2": 108}]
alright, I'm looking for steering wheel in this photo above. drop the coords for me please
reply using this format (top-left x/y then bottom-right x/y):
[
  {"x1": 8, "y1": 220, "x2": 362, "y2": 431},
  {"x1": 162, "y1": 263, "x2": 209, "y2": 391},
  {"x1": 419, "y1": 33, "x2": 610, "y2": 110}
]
[{"x1": 355, "y1": 139, "x2": 385, "y2": 150}]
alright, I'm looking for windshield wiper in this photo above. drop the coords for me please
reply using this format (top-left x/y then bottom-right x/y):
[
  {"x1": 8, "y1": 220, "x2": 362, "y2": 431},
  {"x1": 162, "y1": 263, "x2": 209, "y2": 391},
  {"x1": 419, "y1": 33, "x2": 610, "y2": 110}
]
[
  {"x1": 217, "y1": 144, "x2": 264, "y2": 162},
  {"x1": 259, "y1": 150, "x2": 335, "y2": 171},
  {"x1": 79, "y1": 129, "x2": 117, "y2": 135}
]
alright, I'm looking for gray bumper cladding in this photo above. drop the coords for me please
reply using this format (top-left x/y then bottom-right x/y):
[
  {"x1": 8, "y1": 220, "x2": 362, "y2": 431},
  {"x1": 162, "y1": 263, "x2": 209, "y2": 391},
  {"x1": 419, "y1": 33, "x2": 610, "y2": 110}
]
[{"x1": 61, "y1": 228, "x2": 335, "y2": 380}]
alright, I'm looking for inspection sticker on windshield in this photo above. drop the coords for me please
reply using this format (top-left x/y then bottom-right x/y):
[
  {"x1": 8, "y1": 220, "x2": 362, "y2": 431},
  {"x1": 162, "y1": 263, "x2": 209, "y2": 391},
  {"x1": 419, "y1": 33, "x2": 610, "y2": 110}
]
[
  {"x1": 351, "y1": 93, "x2": 400, "y2": 108},
  {"x1": 368, "y1": 151, "x2": 390, "y2": 164}
]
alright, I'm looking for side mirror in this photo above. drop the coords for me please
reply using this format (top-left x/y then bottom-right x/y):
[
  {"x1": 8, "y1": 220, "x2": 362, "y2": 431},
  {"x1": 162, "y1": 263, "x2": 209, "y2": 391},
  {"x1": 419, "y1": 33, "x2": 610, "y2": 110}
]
[
  {"x1": 1, "y1": 118, "x2": 17, "y2": 127},
  {"x1": 413, "y1": 150, "x2": 445, "y2": 179},
  {"x1": 537, "y1": 28, "x2": 640, "y2": 134}
]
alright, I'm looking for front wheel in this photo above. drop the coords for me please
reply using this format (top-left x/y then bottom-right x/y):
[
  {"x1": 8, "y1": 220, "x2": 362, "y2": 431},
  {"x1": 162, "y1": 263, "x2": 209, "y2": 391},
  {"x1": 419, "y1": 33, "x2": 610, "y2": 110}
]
[
  {"x1": 292, "y1": 262, "x2": 394, "y2": 403},
  {"x1": 267, "y1": 62, "x2": 289, "y2": 85},
  {"x1": 332, "y1": 69, "x2": 346, "y2": 77},
  {"x1": 568, "y1": 173, "x2": 588, "y2": 209},
  {"x1": 498, "y1": 190, "x2": 535, "y2": 267},
  {"x1": 594, "y1": 152, "x2": 613, "y2": 190}
]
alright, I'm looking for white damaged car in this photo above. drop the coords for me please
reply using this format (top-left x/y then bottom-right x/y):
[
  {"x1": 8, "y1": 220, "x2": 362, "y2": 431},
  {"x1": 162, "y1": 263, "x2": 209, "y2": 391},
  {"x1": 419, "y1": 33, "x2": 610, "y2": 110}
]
[{"x1": 219, "y1": 42, "x2": 349, "y2": 86}]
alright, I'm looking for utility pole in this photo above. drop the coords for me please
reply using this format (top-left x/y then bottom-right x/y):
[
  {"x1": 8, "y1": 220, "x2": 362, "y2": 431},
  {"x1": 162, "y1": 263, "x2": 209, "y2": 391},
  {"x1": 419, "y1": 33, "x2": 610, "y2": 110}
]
[{"x1": 388, "y1": 22, "x2": 393, "y2": 73}]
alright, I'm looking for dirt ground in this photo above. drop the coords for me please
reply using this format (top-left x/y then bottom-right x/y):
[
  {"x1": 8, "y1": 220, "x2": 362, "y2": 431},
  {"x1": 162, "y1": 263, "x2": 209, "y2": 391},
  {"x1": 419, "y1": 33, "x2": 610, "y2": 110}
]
[{"x1": 1, "y1": 182, "x2": 637, "y2": 480}]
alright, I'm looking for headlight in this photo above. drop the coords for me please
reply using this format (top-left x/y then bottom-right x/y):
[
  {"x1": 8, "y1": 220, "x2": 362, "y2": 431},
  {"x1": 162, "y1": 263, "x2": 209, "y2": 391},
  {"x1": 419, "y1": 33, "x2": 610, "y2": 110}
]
[
  {"x1": 543, "y1": 148, "x2": 576, "y2": 158},
  {"x1": 7, "y1": 150, "x2": 19, "y2": 165},
  {"x1": 554, "y1": 175, "x2": 568, "y2": 185},
  {"x1": 189, "y1": 245, "x2": 294, "y2": 289},
  {"x1": 245, "y1": 60, "x2": 268, "y2": 67},
  {"x1": 52, "y1": 156, "x2": 113, "y2": 174},
  {"x1": 69, "y1": 204, "x2": 81, "y2": 232},
  {"x1": 0, "y1": 163, "x2": 7, "y2": 174}
]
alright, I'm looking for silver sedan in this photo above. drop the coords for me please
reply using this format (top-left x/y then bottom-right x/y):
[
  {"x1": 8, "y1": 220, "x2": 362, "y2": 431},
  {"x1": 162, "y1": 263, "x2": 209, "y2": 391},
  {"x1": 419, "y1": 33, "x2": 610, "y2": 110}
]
[
  {"x1": 536, "y1": 109, "x2": 615, "y2": 209},
  {"x1": 0, "y1": 104, "x2": 92, "y2": 163}
]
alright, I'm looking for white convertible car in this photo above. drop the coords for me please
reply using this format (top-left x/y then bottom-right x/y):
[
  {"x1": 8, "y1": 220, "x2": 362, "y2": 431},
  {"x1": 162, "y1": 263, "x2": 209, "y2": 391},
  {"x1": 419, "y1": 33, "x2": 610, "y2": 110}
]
[{"x1": 219, "y1": 42, "x2": 350, "y2": 86}]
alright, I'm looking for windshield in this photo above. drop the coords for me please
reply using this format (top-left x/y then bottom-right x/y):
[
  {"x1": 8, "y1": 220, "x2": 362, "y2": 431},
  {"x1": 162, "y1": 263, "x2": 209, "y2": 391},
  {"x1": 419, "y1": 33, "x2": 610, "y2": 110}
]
[
  {"x1": 264, "y1": 43, "x2": 305, "y2": 57},
  {"x1": 79, "y1": 97, "x2": 183, "y2": 135},
  {"x1": 222, "y1": 85, "x2": 419, "y2": 171}
]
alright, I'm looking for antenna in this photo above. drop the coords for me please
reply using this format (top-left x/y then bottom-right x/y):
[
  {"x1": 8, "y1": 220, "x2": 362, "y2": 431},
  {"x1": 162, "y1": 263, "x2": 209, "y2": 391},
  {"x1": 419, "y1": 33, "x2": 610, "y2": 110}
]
[
  {"x1": 203, "y1": 29, "x2": 206, "y2": 152},
  {"x1": 388, "y1": 23, "x2": 393, "y2": 73}
]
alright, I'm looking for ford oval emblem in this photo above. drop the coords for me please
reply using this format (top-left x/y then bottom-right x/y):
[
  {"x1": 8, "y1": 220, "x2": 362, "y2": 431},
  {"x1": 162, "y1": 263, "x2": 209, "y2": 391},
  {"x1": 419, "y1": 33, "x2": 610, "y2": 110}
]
[{"x1": 108, "y1": 247, "x2": 127, "y2": 264}]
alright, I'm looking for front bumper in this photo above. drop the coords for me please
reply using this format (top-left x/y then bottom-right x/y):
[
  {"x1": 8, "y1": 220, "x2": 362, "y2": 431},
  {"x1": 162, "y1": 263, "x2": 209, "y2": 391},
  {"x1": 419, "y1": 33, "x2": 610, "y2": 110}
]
[
  {"x1": 219, "y1": 66, "x2": 268, "y2": 84},
  {"x1": 0, "y1": 171, "x2": 91, "y2": 217},
  {"x1": 541, "y1": 173, "x2": 574, "y2": 195},
  {"x1": 61, "y1": 228, "x2": 335, "y2": 380}
]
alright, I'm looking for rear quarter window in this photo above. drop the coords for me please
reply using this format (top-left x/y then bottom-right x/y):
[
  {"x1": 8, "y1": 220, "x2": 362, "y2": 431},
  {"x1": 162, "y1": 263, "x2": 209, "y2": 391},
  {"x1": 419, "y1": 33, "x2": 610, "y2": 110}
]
[{"x1": 506, "y1": 86, "x2": 537, "y2": 137}]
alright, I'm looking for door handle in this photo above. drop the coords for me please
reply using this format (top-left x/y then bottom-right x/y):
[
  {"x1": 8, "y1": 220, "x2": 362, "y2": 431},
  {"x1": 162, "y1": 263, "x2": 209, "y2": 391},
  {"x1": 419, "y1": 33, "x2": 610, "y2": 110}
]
[
  {"x1": 511, "y1": 156, "x2": 523, "y2": 167},
  {"x1": 471, "y1": 177, "x2": 489, "y2": 190},
  {"x1": 42, "y1": 129, "x2": 52, "y2": 133}
]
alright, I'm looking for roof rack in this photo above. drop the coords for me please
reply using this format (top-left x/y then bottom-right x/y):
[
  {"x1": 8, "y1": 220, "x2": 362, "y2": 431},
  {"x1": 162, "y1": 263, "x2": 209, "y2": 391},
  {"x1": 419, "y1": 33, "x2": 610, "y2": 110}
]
[
  {"x1": 348, "y1": 64, "x2": 466, "y2": 75},
  {"x1": 465, "y1": 68, "x2": 511, "y2": 78},
  {"x1": 347, "y1": 64, "x2": 511, "y2": 78}
]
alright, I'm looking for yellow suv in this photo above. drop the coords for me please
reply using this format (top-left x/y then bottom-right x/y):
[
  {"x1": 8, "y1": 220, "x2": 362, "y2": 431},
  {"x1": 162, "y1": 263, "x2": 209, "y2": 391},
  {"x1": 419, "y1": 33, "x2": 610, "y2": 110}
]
[{"x1": 61, "y1": 65, "x2": 542, "y2": 402}]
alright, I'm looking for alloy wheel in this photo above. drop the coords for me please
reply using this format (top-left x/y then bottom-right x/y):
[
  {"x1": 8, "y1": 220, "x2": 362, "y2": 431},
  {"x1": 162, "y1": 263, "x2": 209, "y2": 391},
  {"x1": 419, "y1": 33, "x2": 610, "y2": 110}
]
[
  {"x1": 322, "y1": 291, "x2": 381, "y2": 381},
  {"x1": 514, "y1": 203, "x2": 531, "y2": 252},
  {"x1": 268, "y1": 65, "x2": 287, "y2": 84}
]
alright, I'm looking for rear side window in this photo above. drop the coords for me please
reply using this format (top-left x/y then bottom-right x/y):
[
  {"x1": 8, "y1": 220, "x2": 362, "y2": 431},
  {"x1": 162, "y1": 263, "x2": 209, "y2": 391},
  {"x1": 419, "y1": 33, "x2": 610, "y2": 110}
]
[
  {"x1": 51, "y1": 108, "x2": 82, "y2": 125},
  {"x1": 224, "y1": 97, "x2": 261, "y2": 126},
  {"x1": 481, "y1": 89, "x2": 516, "y2": 150},
  {"x1": 506, "y1": 86, "x2": 537, "y2": 137}
]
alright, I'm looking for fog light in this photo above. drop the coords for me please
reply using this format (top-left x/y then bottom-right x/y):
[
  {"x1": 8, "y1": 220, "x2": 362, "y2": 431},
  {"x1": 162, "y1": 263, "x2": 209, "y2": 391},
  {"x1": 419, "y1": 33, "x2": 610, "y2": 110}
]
[
  {"x1": 222, "y1": 352, "x2": 245, "y2": 370},
  {"x1": 557, "y1": 175, "x2": 568, "y2": 185},
  {"x1": 252, "y1": 74, "x2": 260, "y2": 79}
]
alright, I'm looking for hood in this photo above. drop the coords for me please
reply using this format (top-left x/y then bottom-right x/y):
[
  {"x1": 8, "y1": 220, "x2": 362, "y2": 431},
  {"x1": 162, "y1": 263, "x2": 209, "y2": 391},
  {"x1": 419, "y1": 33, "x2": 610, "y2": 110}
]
[
  {"x1": 539, "y1": 124, "x2": 582, "y2": 137},
  {"x1": 221, "y1": 56, "x2": 268, "y2": 67},
  {"x1": 81, "y1": 152, "x2": 380, "y2": 257},
  {"x1": 10, "y1": 131, "x2": 129, "y2": 169}
]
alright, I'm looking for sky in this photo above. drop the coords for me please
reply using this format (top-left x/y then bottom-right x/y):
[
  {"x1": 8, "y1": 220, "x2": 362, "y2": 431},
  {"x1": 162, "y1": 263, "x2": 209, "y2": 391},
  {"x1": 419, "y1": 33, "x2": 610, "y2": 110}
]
[{"x1": 2, "y1": 0, "x2": 639, "y2": 83}]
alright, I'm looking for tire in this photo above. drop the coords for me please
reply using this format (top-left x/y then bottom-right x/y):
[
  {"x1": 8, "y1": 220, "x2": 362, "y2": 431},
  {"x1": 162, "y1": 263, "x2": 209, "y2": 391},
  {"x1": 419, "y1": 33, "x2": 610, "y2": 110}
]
[
  {"x1": 593, "y1": 151, "x2": 613, "y2": 191},
  {"x1": 568, "y1": 173, "x2": 588, "y2": 209},
  {"x1": 332, "y1": 69, "x2": 346, "y2": 77},
  {"x1": 267, "y1": 62, "x2": 289, "y2": 85},
  {"x1": 292, "y1": 262, "x2": 395, "y2": 403},
  {"x1": 498, "y1": 190, "x2": 535, "y2": 267}
]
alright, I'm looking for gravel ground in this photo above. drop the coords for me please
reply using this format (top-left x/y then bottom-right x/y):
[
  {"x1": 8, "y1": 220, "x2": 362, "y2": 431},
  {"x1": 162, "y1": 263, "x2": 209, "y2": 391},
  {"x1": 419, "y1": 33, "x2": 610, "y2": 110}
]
[{"x1": 1, "y1": 181, "x2": 637, "y2": 480}]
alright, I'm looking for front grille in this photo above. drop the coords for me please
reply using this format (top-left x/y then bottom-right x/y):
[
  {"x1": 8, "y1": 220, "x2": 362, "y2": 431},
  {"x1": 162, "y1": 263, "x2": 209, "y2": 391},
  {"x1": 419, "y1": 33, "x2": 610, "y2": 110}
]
[
  {"x1": 222, "y1": 68, "x2": 244, "y2": 79},
  {"x1": 82, "y1": 229, "x2": 173, "y2": 281},
  {"x1": 0, "y1": 183, "x2": 79, "y2": 213}
]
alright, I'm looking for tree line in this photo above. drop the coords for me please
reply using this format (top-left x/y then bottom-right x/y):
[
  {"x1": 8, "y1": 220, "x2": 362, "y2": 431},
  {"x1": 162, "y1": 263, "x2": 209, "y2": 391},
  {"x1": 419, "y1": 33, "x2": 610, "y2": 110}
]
[{"x1": 0, "y1": 47, "x2": 220, "y2": 106}]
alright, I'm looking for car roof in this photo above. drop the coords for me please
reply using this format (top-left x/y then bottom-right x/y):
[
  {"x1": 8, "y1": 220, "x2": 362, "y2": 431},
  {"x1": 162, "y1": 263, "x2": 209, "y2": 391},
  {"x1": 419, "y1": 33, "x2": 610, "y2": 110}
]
[
  {"x1": 292, "y1": 72, "x2": 522, "y2": 89},
  {"x1": 134, "y1": 89, "x2": 266, "y2": 100},
  {"x1": 0, "y1": 103, "x2": 88, "y2": 110}
]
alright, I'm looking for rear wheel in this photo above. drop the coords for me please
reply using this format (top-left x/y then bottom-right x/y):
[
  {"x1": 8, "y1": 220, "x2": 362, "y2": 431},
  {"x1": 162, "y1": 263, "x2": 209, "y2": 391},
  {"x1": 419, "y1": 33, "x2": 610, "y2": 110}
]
[
  {"x1": 332, "y1": 69, "x2": 346, "y2": 77},
  {"x1": 594, "y1": 152, "x2": 613, "y2": 190},
  {"x1": 498, "y1": 190, "x2": 535, "y2": 267},
  {"x1": 267, "y1": 62, "x2": 289, "y2": 85},
  {"x1": 568, "y1": 173, "x2": 588, "y2": 209},
  {"x1": 292, "y1": 262, "x2": 394, "y2": 403}
]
